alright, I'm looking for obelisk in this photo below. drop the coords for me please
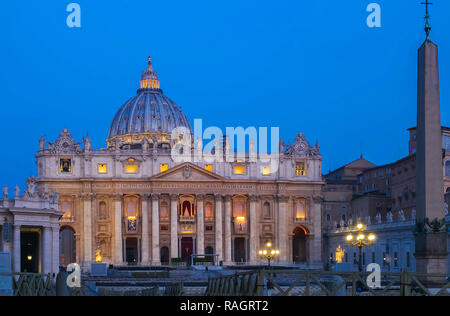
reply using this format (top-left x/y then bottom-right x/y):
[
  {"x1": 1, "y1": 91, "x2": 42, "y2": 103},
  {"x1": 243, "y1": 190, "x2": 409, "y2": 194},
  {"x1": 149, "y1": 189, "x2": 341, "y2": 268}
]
[{"x1": 414, "y1": 1, "x2": 448, "y2": 275}]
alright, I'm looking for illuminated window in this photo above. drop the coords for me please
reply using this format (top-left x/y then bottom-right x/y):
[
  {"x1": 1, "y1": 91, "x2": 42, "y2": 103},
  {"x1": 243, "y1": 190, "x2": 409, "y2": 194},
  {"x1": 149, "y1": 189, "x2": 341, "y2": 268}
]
[
  {"x1": 125, "y1": 164, "x2": 138, "y2": 173},
  {"x1": 234, "y1": 165, "x2": 246, "y2": 175},
  {"x1": 262, "y1": 166, "x2": 271, "y2": 176},
  {"x1": 296, "y1": 162, "x2": 306, "y2": 176},
  {"x1": 98, "y1": 164, "x2": 107, "y2": 174},
  {"x1": 128, "y1": 158, "x2": 136, "y2": 162},
  {"x1": 160, "y1": 202, "x2": 169, "y2": 220},
  {"x1": 296, "y1": 199, "x2": 306, "y2": 220},
  {"x1": 205, "y1": 203, "x2": 214, "y2": 220},
  {"x1": 160, "y1": 164, "x2": 169, "y2": 173},
  {"x1": 60, "y1": 159, "x2": 72, "y2": 173},
  {"x1": 61, "y1": 201, "x2": 72, "y2": 220},
  {"x1": 205, "y1": 164, "x2": 213, "y2": 172}
]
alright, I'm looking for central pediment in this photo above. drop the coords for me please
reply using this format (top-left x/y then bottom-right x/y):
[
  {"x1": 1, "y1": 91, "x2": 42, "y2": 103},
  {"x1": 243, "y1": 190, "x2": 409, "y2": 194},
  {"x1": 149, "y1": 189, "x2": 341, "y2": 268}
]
[{"x1": 150, "y1": 162, "x2": 225, "y2": 181}]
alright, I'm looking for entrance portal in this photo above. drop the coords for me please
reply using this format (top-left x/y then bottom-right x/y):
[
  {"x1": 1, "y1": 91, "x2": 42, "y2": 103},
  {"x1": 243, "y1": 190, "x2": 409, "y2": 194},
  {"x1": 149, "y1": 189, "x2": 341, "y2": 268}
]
[
  {"x1": 126, "y1": 238, "x2": 138, "y2": 265},
  {"x1": 233, "y1": 238, "x2": 246, "y2": 263},
  {"x1": 293, "y1": 226, "x2": 307, "y2": 264},
  {"x1": 60, "y1": 227, "x2": 76, "y2": 267},
  {"x1": 181, "y1": 237, "x2": 193, "y2": 262},
  {"x1": 160, "y1": 247, "x2": 170, "y2": 264},
  {"x1": 21, "y1": 231, "x2": 40, "y2": 273}
]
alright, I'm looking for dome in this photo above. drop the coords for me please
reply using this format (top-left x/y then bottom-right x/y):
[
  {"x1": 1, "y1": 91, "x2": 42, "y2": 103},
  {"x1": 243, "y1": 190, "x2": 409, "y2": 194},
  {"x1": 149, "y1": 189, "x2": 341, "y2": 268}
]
[{"x1": 107, "y1": 57, "x2": 191, "y2": 148}]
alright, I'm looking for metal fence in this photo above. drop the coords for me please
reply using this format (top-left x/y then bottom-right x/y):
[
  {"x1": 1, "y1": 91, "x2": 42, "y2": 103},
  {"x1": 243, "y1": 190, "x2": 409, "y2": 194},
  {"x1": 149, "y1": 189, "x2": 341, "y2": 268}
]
[
  {"x1": 205, "y1": 270, "x2": 450, "y2": 296},
  {"x1": 0, "y1": 273, "x2": 54, "y2": 296}
]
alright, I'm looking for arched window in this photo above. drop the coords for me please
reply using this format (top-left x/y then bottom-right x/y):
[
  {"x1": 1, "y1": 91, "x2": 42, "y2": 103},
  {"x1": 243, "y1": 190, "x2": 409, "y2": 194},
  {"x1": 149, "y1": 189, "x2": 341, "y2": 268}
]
[
  {"x1": 99, "y1": 201, "x2": 107, "y2": 220},
  {"x1": 61, "y1": 201, "x2": 72, "y2": 220},
  {"x1": 125, "y1": 196, "x2": 139, "y2": 232},
  {"x1": 160, "y1": 202, "x2": 169, "y2": 220},
  {"x1": 295, "y1": 199, "x2": 306, "y2": 221},
  {"x1": 445, "y1": 161, "x2": 450, "y2": 177},
  {"x1": 263, "y1": 202, "x2": 271, "y2": 219},
  {"x1": 205, "y1": 203, "x2": 213, "y2": 220}
]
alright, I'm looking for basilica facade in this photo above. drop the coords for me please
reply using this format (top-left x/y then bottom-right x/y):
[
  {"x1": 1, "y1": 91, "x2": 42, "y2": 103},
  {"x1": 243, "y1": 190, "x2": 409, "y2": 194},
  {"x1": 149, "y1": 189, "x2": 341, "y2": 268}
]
[{"x1": 34, "y1": 58, "x2": 324, "y2": 269}]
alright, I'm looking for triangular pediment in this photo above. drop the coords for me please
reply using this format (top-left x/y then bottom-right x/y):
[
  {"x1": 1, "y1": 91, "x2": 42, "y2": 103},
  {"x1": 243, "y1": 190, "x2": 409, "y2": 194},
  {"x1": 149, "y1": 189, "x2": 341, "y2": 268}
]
[{"x1": 150, "y1": 162, "x2": 225, "y2": 181}]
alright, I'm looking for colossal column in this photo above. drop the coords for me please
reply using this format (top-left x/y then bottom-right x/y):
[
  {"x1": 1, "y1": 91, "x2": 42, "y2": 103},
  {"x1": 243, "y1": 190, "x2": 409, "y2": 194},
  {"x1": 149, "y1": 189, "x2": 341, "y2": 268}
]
[
  {"x1": 311, "y1": 196, "x2": 323, "y2": 266},
  {"x1": 214, "y1": 194, "x2": 223, "y2": 262},
  {"x1": 51, "y1": 225, "x2": 60, "y2": 276},
  {"x1": 170, "y1": 194, "x2": 179, "y2": 259},
  {"x1": 13, "y1": 225, "x2": 21, "y2": 273},
  {"x1": 415, "y1": 30, "x2": 448, "y2": 274},
  {"x1": 224, "y1": 195, "x2": 232, "y2": 264},
  {"x1": 151, "y1": 194, "x2": 161, "y2": 265},
  {"x1": 141, "y1": 195, "x2": 150, "y2": 264},
  {"x1": 249, "y1": 195, "x2": 259, "y2": 263},
  {"x1": 42, "y1": 226, "x2": 52, "y2": 275},
  {"x1": 196, "y1": 195, "x2": 205, "y2": 254},
  {"x1": 113, "y1": 194, "x2": 123, "y2": 265},
  {"x1": 83, "y1": 194, "x2": 93, "y2": 265},
  {"x1": 277, "y1": 195, "x2": 289, "y2": 263}
]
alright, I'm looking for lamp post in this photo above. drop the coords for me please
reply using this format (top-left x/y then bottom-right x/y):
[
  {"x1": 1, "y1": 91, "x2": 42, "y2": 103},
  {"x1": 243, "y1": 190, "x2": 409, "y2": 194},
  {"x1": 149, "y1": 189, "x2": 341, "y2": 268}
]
[
  {"x1": 258, "y1": 242, "x2": 280, "y2": 267},
  {"x1": 345, "y1": 223, "x2": 376, "y2": 272}
]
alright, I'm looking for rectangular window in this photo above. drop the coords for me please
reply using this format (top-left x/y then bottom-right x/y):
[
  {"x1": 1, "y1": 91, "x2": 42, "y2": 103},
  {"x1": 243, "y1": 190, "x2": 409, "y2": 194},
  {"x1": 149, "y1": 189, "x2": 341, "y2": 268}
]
[
  {"x1": 295, "y1": 199, "x2": 306, "y2": 221},
  {"x1": 262, "y1": 166, "x2": 271, "y2": 176},
  {"x1": 295, "y1": 162, "x2": 306, "y2": 176},
  {"x1": 160, "y1": 164, "x2": 169, "y2": 173},
  {"x1": 406, "y1": 252, "x2": 411, "y2": 267},
  {"x1": 205, "y1": 164, "x2": 213, "y2": 172},
  {"x1": 125, "y1": 164, "x2": 138, "y2": 173},
  {"x1": 98, "y1": 164, "x2": 107, "y2": 174},
  {"x1": 394, "y1": 252, "x2": 398, "y2": 267},
  {"x1": 234, "y1": 165, "x2": 246, "y2": 175},
  {"x1": 60, "y1": 159, "x2": 72, "y2": 173}
]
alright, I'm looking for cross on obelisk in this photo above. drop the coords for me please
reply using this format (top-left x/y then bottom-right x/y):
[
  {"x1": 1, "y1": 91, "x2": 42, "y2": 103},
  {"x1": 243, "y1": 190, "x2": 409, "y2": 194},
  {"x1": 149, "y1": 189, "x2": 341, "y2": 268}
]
[{"x1": 421, "y1": 0, "x2": 432, "y2": 38}]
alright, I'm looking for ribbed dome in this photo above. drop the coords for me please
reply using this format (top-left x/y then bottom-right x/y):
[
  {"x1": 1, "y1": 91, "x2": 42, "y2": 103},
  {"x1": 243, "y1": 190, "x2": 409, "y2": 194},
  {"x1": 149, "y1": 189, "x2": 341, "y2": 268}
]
[{"x1": 107, "y1": 57, "x2": 191, "y2": 145}]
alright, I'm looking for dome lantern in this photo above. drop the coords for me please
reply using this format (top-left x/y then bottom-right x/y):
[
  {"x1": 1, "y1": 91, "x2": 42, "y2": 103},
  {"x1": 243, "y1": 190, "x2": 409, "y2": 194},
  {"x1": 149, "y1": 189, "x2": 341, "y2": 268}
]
[{"x1": 139, "y1": 56, "x2": 161, "y2": 90}]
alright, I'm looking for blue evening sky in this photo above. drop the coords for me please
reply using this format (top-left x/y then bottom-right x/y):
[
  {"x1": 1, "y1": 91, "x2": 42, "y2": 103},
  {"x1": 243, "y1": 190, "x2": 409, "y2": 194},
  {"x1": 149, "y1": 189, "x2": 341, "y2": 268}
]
[{"x1": 0, "y1": 0, "x2": 449, "y2": 189}]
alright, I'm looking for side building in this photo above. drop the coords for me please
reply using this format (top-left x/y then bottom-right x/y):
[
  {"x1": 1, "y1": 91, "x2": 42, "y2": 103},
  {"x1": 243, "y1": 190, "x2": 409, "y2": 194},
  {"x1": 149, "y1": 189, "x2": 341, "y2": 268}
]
[{"x1": 324, "y1": 127, "x2": 450, "y2": 272}]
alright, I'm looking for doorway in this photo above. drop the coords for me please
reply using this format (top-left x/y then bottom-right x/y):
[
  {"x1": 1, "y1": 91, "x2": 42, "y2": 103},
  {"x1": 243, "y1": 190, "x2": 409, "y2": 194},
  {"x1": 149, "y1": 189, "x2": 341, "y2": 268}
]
[
  {"x1": 293, "y1": 226, "x2": 307, "y2": 264},
  {"x1": 160, "y1": 247, "x2": 170, "y2": 264},
  {"x1": 126, "y1": 238, "x2": 138, "y2": 265},
  {"x1": 233, "y1": 238, "x2": 246, "y2": 263},
  {"x1": 21, "y1": 231, "x2": 40, "y2": 273},
  {"x1": 60, "y1": 227, "x2": 76, "y2": 267},
  {"x1": 181, "y1": 237, "x2": 193, "y2": 262}
]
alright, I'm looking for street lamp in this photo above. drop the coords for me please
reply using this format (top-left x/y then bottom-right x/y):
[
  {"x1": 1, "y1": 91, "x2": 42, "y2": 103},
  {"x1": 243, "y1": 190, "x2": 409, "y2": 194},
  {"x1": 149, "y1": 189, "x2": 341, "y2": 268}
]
[
  {"x1": 346, "y1": 223, "x2": 376, "y2": 272},
  {"x1": 258, "y1": 242, "x2": 280, "y2": 267}
]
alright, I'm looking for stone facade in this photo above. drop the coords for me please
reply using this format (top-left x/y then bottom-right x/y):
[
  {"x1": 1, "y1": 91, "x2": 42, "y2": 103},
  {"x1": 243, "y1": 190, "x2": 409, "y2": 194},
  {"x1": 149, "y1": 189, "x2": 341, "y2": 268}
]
[{"x1": 33, "y1": 59, "x2": 325, "y2": 270}]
